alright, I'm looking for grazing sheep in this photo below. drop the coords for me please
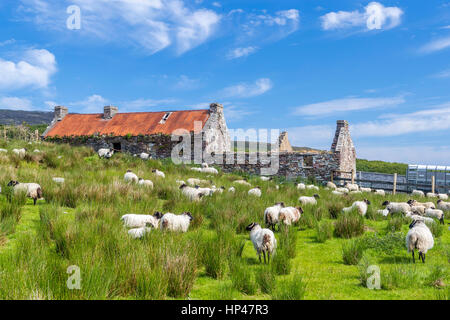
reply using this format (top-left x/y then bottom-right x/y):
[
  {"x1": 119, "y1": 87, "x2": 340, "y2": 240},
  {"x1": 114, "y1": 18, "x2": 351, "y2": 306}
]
[
  {"x1": 424, "y1": 208, "x2": 445, "y2": 224},
  {"x1": 160, "y1": 212, "x2": 193, "y2": 232},
  {"x1": 211, "y1": 186, "x2": 225, "y2": 194},
  {"x1": 152, "y1": 169, "x2": 165, "y2": 178},
  {"x1": 279, "y1": 206, "x2": 303, "y2": 226},
  {"x1": 336, "y1": 187, "x2": 349, "y2": 194},
  {"x1": 179, "y1": 184, "x2": 205, "y2": 201},
  {"x1": 139, "y1": 153, "x2": 150, "y2": 160},
  {"x1": 332, "y1": 190, "x2": 345, "y2": 196},
  {"x1": 406, "y1": 217, "x2": 434, "y2": 263},
  {"x1": 405, "y1": 212, "x2": 436, "y2": 224},
  {"x1": 299, "y1": 194, "x2": 320, "y2": 206},
  {"x1": 307, "y1": 185, "x2": 319, "y2": 191},
  {"x1": 374, "y1": 189, "x2": 385, "y2": 196},
  {"x1": 195, "y1": 186, "x2": 214, "y2": 197},
  {"x1": 7, "y1": 180, "x2": 43, "y2": 205},
  {"x1": 382, "y1": 201, "x2": 411, "y2": 215},
  {"x1": 52, "y1": 177, "x2": 65, "y2": 184},
  {"x1": 377, "y1": 209, "x2": 389, "y2": 216},
  {"x1": 234, "y1": 179, "x2": 251, "y2": 186},
  {"x1": 360, "y1": 187, "x2": 372, "y2": 193},
  {"x1": 342, "y1": 199, "x2": 371, "y2": 216},
  {"x1": 187, "y1": 178, "x2": 210, "y2": 186},
  {"x1": 426, "y1": 192, "x2": 438, "y2": 198},
  {"x1": 438, "y1": 194, "x2": 449, "y2": 200},
  {"x1": 12, "y1": 148, "x2": 26, "y2": 159},
  {"x1": 345, "y1": 183, "x2": 359, "y2": 192},
  {"x1": 246, "y1": 222, "x2": 277, "y2": 264},
  {"x1": 264, "y1": 202, "x2": 285, "y2": 231},
  {"x1": 248, "y1": 187, "x2": 262, "y2": 197},
  {"x1": 228, "y1": 186, "x2": 235, "y2": 193},
  {"x1": 437, "y1": 200, "x2": 450, "y2": 211},
  {"x1": 410, "y1": 205, "x2": 426, "y2": 216},
  {"x1": 201, "y1": 167, "x2": 219, "y2": 174},
  {"x1": 138, "y1": 178, "x2": 154, "y2": 188},
  {"x1": 297, "y1": 183, "x2": 306, "y2": 190},
  {"x1": 190, "y1": 167, "x2": 203, "y2": 172},
  {"x1": 412, "y1": 190, "x2": 425, "y2": 197},
  {"x1": 128, "y1": 227, "x2": 152, "y2": 239},
  {"x1": 260, "y1": 176, "x2": 272, "y2": 181},
  {"x1": 326, "y1": 181, "x2": 337, "y2": 189},
  {"x1": 0, "y1": 148, "x2": 7, "y2": 153},
  {"x1": 407, "y1": 200, "x2": 435, "y2": 210},
  {"x1": 124, "y1": 170, "x2": 139, "y2": 183},
  {"x1": 175, "y1": 180, "x2": 186, "y2": 187},
  {"x1": 98, "y1": 148, "x2": 114, "y2": 159},
  {"x1": 121, "y1": 212, "x2": 163, "y2": 229}
]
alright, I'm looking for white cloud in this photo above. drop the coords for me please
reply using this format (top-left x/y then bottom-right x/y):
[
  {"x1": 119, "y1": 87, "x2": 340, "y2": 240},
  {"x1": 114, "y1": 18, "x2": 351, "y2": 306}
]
[
  {"x1": 321, "y1": 2, "x2": 403, "y2": 31},
  {"x1": 0, "y1": 49, "x2": 57, "y2": 91},
  {"x1": 222, "y1": 78, "x2": 273, "y2": 98},
  {"x1": 120, "y1": 98, "x2": 177, "y2": 111},
  {"x1": 419, "y1": 36, "x2": 450, "y2": 54},
  {"x1": 0, "y1": 39, "x2": 16, "y2": 46},
  {"x1": 0, "y1": 96, "x2": 34, "y2": 110},
  {"x1": 69, "y1": 94, "x2": 108, "y2": 113},
  {"x1": 244, "y1": 9, "x2": 300, "y2": 35},
  {"x1": 432, "y1": 69, "x2": 450, "y2": 78},
  {"x1": 173, "y1": 75, "x2": 200, "y2": 90},
  {"x1": 293, "y1": 96, "x2": 405, "y2": 116},
  {"x1": 226, "y1": 46, "x2": 258, "y2": 59}
]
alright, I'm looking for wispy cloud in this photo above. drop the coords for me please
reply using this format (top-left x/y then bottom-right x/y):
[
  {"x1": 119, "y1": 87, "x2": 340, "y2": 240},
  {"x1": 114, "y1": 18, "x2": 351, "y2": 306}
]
[
  {"x1": 419, "y1": 36, "x2": 450, "y2": 54},
  {"x1": 321, "y1": 2, "x2": 403, "y2": 31},
  {"x1": 431, "y1": 69, "x2": 450, "y2": 78},
  {"x1": 0, "y1": 96, "x2": 34, "y2": 110},
  {"x1": 293, "y1": 96, "x2": 405, "y2": 116},
  {"x1": 120, "y1": 98, "x2": 177, "y2": 111},
  {"x1": 221, "y1": 78, "x2": 273, "y2": 98},
  {"x1": 226, "y1": 46, "x2": 258, "y2": 59}
]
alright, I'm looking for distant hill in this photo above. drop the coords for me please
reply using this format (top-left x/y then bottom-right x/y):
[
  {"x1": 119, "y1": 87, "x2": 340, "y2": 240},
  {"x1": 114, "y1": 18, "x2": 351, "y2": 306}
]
[{"x1": 0, "y1": 109, "x2": 53, "y2": 125}]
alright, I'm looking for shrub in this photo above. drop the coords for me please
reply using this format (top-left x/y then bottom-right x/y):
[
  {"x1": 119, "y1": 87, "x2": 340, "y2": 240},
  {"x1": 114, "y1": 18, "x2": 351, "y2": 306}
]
[
  {"x1": 342, "y1": 239, "x2": 365, "y2": 265},
  {"x1": 271, "y1": 274, "x2": 306, "y2": 300},
  {"x1": 255, "y1": 266, "x2": 276, "y2": 294},
  {"x1": 315, "y1": 220, "x2": 333, "y2": 243},
  {"x1": 334, "y1": 211, "x2": 365, "y2": 238}
]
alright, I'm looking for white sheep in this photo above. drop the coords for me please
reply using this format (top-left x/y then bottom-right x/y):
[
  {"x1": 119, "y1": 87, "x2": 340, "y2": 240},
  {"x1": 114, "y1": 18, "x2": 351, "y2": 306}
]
[
  {"x1": 138, "y1": 178, "x2": 154, "y2": 189},
  {"x1": 140, "y1": 153, "x2": 150, "y2": 160},
  {"x1": 195, "y1": 186, "x2": 214, "y2": 197},
  {"x1": 211, "y1": 186, "x2": 225, "y2": 194},
  {"x1": 360, "y1": 187, "x2": 372, "y2": 193},
  {"x1": 377, "y1": 209, "x2": 389, "y2": 216},
  {"x1": 187, "y1": 178, "x2": 209, "y2": 186},
  {"x1": 438, "y1": 194, "x2": 448, "y2": 200},
  {"x1": 128, "y1": 227, "x2": 152, "y2": 239},
  {"x1": 299, "y1": 194, "x2": 320, "y2": 206},
  {"x1": 124, "y1": 170, "x2": 139, "y2": 183},
  {"x1": 152, "y1": 169, "x2": 165, "y2": 178},
  {"x1": 98, "y1": 148, "x2": 114, "y2": 159},
  {"x1": 228, "y1": 186, "x2": 235, "y2": 193},
  {"x1": 175, "y1": 180, "x2": 186, "y2": 186},
  {"x1": 345, "y1": 183, "x2": 359, "y2": 192},
  {"x1": 201, "y1": 167, "x2": 219, "y2": 174},
  {"x1": 260, "y1": 176, "x2": 272, "y2": 181},
  {"x1": 297, "y1": 183, "x2": 306, "y2": 190},
  {"x1": 382, "y1": 201, "x2": 411, "y2": 215},
  {"x1": 336, "y1": 187, "x2": 349, "y2": 194},
  {"x1": 279, "y1": 206, "x2": 303, "y2": 226},
  {"x1": 234, "y1": 179, "x2": 251, "y2": 186},
  {"x1": 406, "y1": 217, "x2": 434, "y2": 263},
  {"x1": 350, "y1": 190, "x2": 362, "y2": 194},
  {"x1": 248, "y1": 187, "x2": 262, "y2": 197},
  {"x1": 121, "y1": 212, "x2": 163, "y2": 229},
  {"x1": 410, "y1": 205, "x2": 426, "y2": 216},
  {"x1": 160, "y1": 212, "x2": 193, "y2": 232},
  {"x1": 412, "y1": 190, "x2": 425, "y2": 197},
  {"x1": 246, "y1": 222, "x2": 277, "y2": 264},
  {"x1": 264, "y1": 202, "x2": 285, "y2": 230},
  {"x1": 437, "y1": 200, "x2": 450, "y2": 211},
  {"x1": 424, "y1": 208, "x2": 445, "y2": 224},
  {"x1": 179, "y1": 184, "x2": 206, "y2": 201},
  {"x1": 332, "y1": 190, "x2": 345, "y2": 196},
  {"x1": 342, "y1": 199, "x2": 371, "y2": 216},
  {"x1": 190, "y1": 167, "x2": 203, "y2": 172},
  {"x1": 0, "y1": 148, "x2": 7, "y2": 153},
  {"x1": 326, "y1": 181, "x2": 337, "y2": 189},
  {"x1": 374, "y1": 189, "x2": 385, "y2": 196},
  {"x1": 405, "y1": 212, "x2": 436, "y2": 225},
  {"x1": 426, "y1": 192, "x2": 438, "y2": 198},
  {"x1": 52, "y1": 177, "x2": 65, "y2": 183},
  {"x1": 407, "y1": 200, "x2": 436, "y2": 210},
  {"x1": 12, "y1": 148, "x2": 26, "y2": 159},
  {"x1": 306, "y1": 185, "x2": 319, "y2": 191},
  {"x1": 7, "y1": 180, "x2": 43, "y2": 205}
]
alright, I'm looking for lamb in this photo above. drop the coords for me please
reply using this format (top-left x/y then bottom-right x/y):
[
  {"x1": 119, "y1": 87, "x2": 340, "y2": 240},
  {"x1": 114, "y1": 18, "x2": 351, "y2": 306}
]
[
  {"x1": 7, "y1": 180, "x2": 43, "y2": 205},
  {"x1": 264, "y1": 202, "x2": 285, "y2": 231},
  {"x1": 160, "y1": 212, "x2": 193, "y2": 232},
  {"x1": 437, "y1": 200, "x2": 450, "y2": 211},
  {"x1": 248, "y1": 187, "x2": 262, "y2": 197},
  {"x1": 406, "y1": 217, "x2": 434, "y2": 263},
  {"x1": 201, "y1": 163, "x2": 209, "y2": 168},
  {"x1": 279, "y1": 206, "x2": 303, "y2": 226},
  {"x1": 52, "y1": 177, "x2": 65, "y2": 183},
  {"x1": 98, "y1": 148, "x2": 114, "y2": 159},
  {"x1": 195, "y1": 186, "x2": 214, "y2": 197},
  {"x1": 152, "y1": 169, "x2": 165, "y2": 178},
  {"x1": 121, "y1": 212, "x2": 163, "y2": 229},
  {"x1": 410, "y1": 205, "x2": 426, "y2": 216},
  {"x1": 139, "y1": 153, "x2": 150, "y2": 160},
  {"x1": 128, "y1": 227, "x2": 152, "y2": 239},
  {"x1": 342, "y1": 199, "x2": 371, "y2": 216},
  {"x1": 138, "y1": 178, "x2": 154, "y2": 188},
  {"x1": 124, "y1": 170, "x2": 139, "y2": 183},
  {"x1": 306, "y1": 185, "x2": 319, "y2": 191},
  {"x1": 412, "y1": 190, "x2": 425, "y2": 197},
  {"x1": 326, "y1": 182, "x2": 337, "y2": 189},
  {"x1": 179, "y1": 184, "x2": 206, "y2": 201},
  {"x1": 246, "y1": 222, "x2": 277, "y2": 264},
  {"x1": 12, "y1": 148, "x2": 26, "y2": 159},
  {"x1": 345, "y1": 183, "x2": 359, "y2": 192},
  {"x1": 424, "y1": 208, "x2": 445, "y2": 224},
  {"x1": 297, "y1": 183, "x2": 306, "y2": 190},
  {"x1": 234, "y1": 179, "x2": 251, "y2": 186},
  {"x1": 374, "y1": 189, "x2": 385, "y2": 196},
  {"x1": 360, "y1": 187, "x2": 372, "y2": 193},
  {"x1": 299, "y1": 194, "x2": 320, "y2": 206},
  {"x1": 382, "y1": 201, "x2": 411, "y2": 215}
]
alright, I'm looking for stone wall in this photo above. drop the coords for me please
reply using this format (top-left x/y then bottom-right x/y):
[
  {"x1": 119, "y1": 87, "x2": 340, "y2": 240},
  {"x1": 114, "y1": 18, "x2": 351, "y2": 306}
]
[{"x1": 331, "y1": 120, "x2": 356, "y2": 178}]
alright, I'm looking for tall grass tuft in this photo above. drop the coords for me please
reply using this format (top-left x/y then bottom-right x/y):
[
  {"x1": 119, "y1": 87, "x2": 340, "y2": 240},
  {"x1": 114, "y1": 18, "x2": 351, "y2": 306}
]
[
  {"x1": 255, "y1": 266, "x2": 276, "y2": 294},
  {"x1": 230, "y1": 259, "x2": 257, "y2": 295},
  {"x1": 334, "y1": 211, "x2": 364, "y2": 238},
  {"x1": 278, "y1": 225, "x2": 297, "y2": 259},
  {"x1": 315, "y1": 220, "x2": 333, "y2": 243},
  {"x1": 271, "y1": 273, "x2": 306, "y2": 300},
  {"x1": 342, "y1": 239, "x2": 365, "y2": 265}
]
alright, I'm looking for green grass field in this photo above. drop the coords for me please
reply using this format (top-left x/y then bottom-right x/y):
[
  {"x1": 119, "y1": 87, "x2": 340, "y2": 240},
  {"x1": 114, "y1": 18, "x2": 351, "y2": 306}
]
[{"x1": 0, "y1": 140, "x2": 448, "y2": 300}]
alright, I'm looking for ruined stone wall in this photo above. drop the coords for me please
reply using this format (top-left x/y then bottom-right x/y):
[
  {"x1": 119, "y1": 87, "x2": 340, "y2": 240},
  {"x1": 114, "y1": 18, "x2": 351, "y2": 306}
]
[
  {"x1": 202, "y1": 103, "x2": 231, "y2": 153},
  {"x1": 331, "y1": 120, "x2": 356, "y2": 178}
]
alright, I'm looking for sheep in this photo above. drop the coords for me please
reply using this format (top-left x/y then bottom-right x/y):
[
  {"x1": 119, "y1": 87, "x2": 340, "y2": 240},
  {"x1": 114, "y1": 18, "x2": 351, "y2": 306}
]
[
  {"x1": 138, "y1": 178, "x2": 154, "y2": 189},
  {"x1": 264, "y1": 202, "x2": 285, "y2": 231},
  {"x1": 437, "y1": 200, "x2": 450, "y2": 211},
  {"x1": 234, "y1": 179, "x2": 251, "y2": 186},
  {"x1": 246, "y1": 222, "x2": 277, "y2": 264},
  {"x1": 426, "y1": 192, "x2": 438, "y2": 198},
  {"x1": 279, "y1": 206, "x2": 303, "y2": 226},
  {"x1": 345, "y1": 183, "x2": 359, "y2": 192},
  {"x1": 412, "y1": 190, "x2": 425, "y2": 197},
  {"x1": 52, "y1": 177, "x2": 65, "y2": 183},
  {"x1": 297, "y1": 183, "x2": 306, "y2": 190},
  {"x1": 228, "y1": 186, "x2": 235, "y2": 193},
  {"x1": 152, "y1": 169, "x2": 165, "y2": 178},
  {"x1": 350, "y1": 191, "x2": 362, "y2": 194},
  {"x1": 336, "y1": 187, "x2": 349, "y2": 194},
  {"x1": 124, "y1": 170, "x2": 139, "y2": 183},
  {"x1": 176, "y1": 180, "x2": 186, "y2": 187},
  {"x1": 190, "y1": 167, "x2": 203, "y2": 172},
  {"x1": 360, "y1": 187, "x2": 372, "y2": 193},
  {"x1": 407, "y1": 200, "x2": 436, "y2": 210},
  {"x1": 406, "y1": 217, "x2": 434, "y2": 263},
  {"x1": 179, "y1": 184, "x2": 206, "y2": 201},
  {"x1": 260, "y1": 176, "x2": 272, "y2": 181},
  {"x1": 326, "y1": 181, "x2": 337, "y2": 189},
  {"x1": 7, "y1": 180, "x2": 43, "y2": 205},
  {"x1": 424, "y1": 208, "x2": 445, "y2": 224},
  {"x1": 382, "y1": 201, "x2": 411, "y2": 215},
  {"x1": 299, "y1": 194, "x2": 320, "y2": 206},
  {"x1": 195, "y1": 186, "x2": 214, "y2": 197},
  {"x1": 211, "y1": 186, "x2": 225, "y2": 194},
  {"x1": 410, "y1": 205, "x2": 426, "y2": 216},
  {"x1": 438, "y1": 194, "x2": 449, "y2": 200},
  {"x1": 374, "y1": 189, "x2": 385, "y2": 196},
  {"x1": 121, "y1": 212, "x2": 163, "y2": 229},
  {"x1": 12, "y1": 148, "x2": 26, "y2": 159},
  {"x1": 201, "y1": 167, "x2": 219, "y2": 175},
  {"x1": 98, "y1": 148, "x2": 114, "y2": 159},
  {"x1": 139, "y1": 153, "x2": 150, "y2": 160},
  {"x1": 0, "y1": 148, "x2": 7, "y2": 153},
  {"x1": 128, "y1": 227, "x2": 152, "y2": 239},
  {"x1": 201, "y1": 163, "x2": 209, "y2": 168},
  {"x1": 377, "y1": 209, "x2": 389, "y2": 216},
  {"x1": 332, "y1": 190, "x2": 345, "y2": 196},
  {"x1": 248, "y1": 187, "x2": 262, "y2": 197},
  {"x1": 160, "y1": 212, "x2": 193, "y2": 232},
  {"x1": 405, "y1": 212, "x2": 436, "y2": 225},
  {"x1": 33, "y1": 149, "x2": 41, "y2": 153},
  {"x1": 306, "y1": 185, "x2": 319, "y2": 191},
  {"x1": 187, "y1": 178, "x2": 210, "y2": 186},
  {"x1": 342, "y1": 199, "x2": 371, "y2": 216}
]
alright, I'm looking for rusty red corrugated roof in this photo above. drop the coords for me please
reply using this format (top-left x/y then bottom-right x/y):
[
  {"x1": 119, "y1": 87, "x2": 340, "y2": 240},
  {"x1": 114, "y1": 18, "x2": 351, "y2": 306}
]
[{"x1": 44, "y1": 109, "x2": 210, "y2": 137}]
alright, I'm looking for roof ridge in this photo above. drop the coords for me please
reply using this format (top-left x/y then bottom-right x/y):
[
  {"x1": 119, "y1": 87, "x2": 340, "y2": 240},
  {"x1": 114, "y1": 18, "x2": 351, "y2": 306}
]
[{"x1": 67, "y1": 109, "x2": 209, "y2": 116}]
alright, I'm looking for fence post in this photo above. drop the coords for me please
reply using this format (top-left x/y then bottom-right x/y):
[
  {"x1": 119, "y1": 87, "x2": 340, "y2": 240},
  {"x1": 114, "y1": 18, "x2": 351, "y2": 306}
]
[
  {"x1": 431, "y1": 176, "x2": 435, "y2": 194},
  {"x1": 351, "y1": 169, "x2": 355, "y2": 184},
  {"x1": 393, "y1": 173, "x2": 397, "y2": 195},
  {"x1": 330, "y1": 171, "x2": 334, "y2": 183}
]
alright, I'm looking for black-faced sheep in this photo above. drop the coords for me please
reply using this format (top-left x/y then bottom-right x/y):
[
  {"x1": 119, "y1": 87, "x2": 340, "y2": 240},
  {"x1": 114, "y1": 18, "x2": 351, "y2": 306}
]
[
  {"x1": 246, "y1": 222, "x2": 277, "y2": 264},
  {"x1": 7, "y1": 180, "x2": 43, "y2": 205},
  {"x1": 406, "y1": 217, "x2": 434, "y2": 263}
]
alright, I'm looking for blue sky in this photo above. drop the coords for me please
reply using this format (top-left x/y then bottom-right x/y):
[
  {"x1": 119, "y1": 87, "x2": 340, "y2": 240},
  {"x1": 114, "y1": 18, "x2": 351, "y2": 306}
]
[{"x1": 0, "y1": 0, "x2": 450, "y2": 164}]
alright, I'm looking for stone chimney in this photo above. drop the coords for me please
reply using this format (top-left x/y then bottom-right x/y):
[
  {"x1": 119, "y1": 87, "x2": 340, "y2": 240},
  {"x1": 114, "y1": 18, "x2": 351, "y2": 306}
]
[
  {"x1": 331, "y1": 120, "x2": 349, "y2": 152},
  {"x1": 54, "y1": 106, "x2": 68, "y2": 121},
  {"x1": 278, "y1": 131, "x2": 293, "y2": 152},
  {"x1": 103, "y1": 106, "x2": 118, "y2": 119},
  {"x1": 209, "y1": 102, "x2": 224, "y2": 114},
  {"x1": 331, "y1": 120, "x2": 356, "y2": 179}
]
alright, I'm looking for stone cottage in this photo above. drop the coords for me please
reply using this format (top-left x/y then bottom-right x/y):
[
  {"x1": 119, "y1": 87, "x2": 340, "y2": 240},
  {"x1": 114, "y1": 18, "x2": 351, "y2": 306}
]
[{"x1": 43, "y1": 103, "x2": 231, "y2": 158}]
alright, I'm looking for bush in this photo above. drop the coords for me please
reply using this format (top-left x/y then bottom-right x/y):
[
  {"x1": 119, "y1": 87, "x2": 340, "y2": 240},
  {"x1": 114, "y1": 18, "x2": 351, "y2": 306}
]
[
  {"x1": 334, "y1": 211, "x2": 365, "y2": 238},
  {"x1": 271, "y1": 274, "x2": 306, "y2": 300},
  {"x1": 255, "y1": 266, "x2": 276, "y2": 294},
  {"x1": 315, "y1": 220, "x2": 333, "y2": 243},
  {"x1": 342, "y1": 239, "x2": 365, "y2": 265}
]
